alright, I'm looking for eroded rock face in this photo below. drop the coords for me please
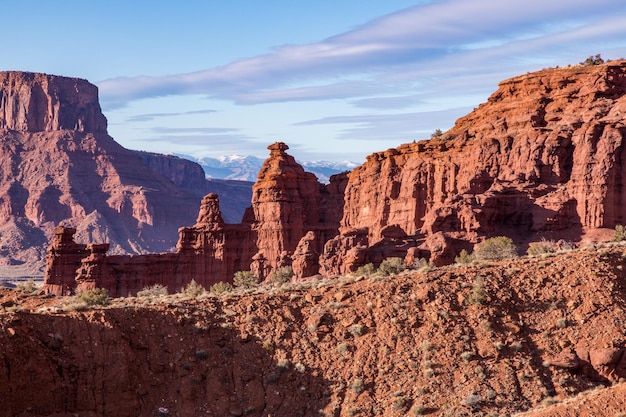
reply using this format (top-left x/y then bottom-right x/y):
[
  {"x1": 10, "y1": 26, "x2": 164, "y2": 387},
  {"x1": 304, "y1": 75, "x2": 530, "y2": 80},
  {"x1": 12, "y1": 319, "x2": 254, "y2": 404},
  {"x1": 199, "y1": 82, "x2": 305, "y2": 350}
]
[
  {"x1": 14, "y1": 247, "x2": 626, "y2": 417},
  {"x1": 321, "y1": 60, "x2": 626, "y2": 272},
  {"x1": 250, "y1": 142, "x2": 343, "y2": 278},
  {"x1": 44, "y1": 144, "x2": 344, "y2": 294},
  {"x1": 43, "y1": 61, "x2": 626, "y2": 293},
  {"x1": 0, "y1": 71, "x2": 107, "y2": 133},
  {"x1": 0, "y1": 72, "x2": 202, "y2": 268}
]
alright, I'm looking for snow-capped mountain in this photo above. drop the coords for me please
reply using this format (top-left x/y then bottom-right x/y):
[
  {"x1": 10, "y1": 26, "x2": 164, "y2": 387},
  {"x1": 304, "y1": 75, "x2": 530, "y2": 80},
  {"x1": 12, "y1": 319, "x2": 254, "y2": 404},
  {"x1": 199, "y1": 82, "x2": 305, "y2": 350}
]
[{"x1": 176, "y1": 154, "x2": 357, "y2": 183}]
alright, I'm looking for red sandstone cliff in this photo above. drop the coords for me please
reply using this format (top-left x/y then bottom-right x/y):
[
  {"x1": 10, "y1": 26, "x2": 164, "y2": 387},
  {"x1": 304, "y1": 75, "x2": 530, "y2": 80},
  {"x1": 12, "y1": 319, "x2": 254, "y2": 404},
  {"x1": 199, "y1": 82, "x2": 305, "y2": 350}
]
[
  {"x1": 0, "y1": 71, "x2": 201, "y2": 272},
  {"x1": 321, "y1": 60, "x2": 626, "y2": 273},
  {"x1": 42, "y1": 60, "x2": 626, "y2": 293}
]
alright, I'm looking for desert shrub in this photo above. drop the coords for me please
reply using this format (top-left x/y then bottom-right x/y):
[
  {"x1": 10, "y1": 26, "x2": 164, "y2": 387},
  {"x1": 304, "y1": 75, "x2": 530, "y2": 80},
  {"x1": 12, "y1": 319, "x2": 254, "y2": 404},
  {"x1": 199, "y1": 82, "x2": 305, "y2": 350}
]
[
  {"x1": 355, "y1": 263, "x2": 375, "y2": 277},
  {"x1": 431, "y1": 128, "x2": 443, "y2": 138},
  {"x1": 413, "y1": 258, "x2": 433, "y2": 272},
  {"x1": 276, "y1": 358, "x2": 291, "y2": 372},
  {"x1": 16, "y1": 278, "x2": 38, "y2": 293},
  {"x1": 137, "y1": 284, "x2": 168, "y2": 297},
  {"x1": 349, "y1": 324, "x2": 364, "y2": 336},
  {"x1": 233, "y1": 270, "x2": 258, "y2": 289},
  {"x1": 209, "y1": 281, "x2": 232, "y2": 295},
  {"x1": 468, "y1": 276, "x2": 487, "y2": 305},
  {"x1": 181, "y1": 279, "x2": 206, "y2": 297},
  {"x1": 378, "y1": 257, "x2": 405, "y2": 275},
  {"x1": 75, "y1": 288, "x2": 110, "y2": 306},
  {"x1": 350, "y1": 378, "x2": 365, "y2": 394},
  {"x1": 455, "y1": 249, "x2": 473, "y2": 264},
  {"x1": 473, "y1": 236, "x2": 518, "y2": 261},
  {"x1": 392, "y1": 396, "x2": 410, "y2": 412},
  {"x1": 270, "y1": 266, "x2": 293, "y2": 284},
  {"x1": 580, "y1": 54, "x2": 604, "y2": 66},
  {"x1": 462, "y1": 393, "x2": 481, "y2": 408},
  {"x1": 527, "y1": 240, "x2": 556, "y2": 256},
  {"x1": 612, "y1": 225, "x2": 626, "y2": 242}
]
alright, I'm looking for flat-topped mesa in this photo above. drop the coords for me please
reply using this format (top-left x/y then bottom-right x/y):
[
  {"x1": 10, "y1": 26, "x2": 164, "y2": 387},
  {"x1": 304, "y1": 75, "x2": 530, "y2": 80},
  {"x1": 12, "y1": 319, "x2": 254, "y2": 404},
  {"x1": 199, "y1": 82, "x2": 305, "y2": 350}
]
[{"x1": 0, "y1": 71, "x2": 107, "y2": 133}]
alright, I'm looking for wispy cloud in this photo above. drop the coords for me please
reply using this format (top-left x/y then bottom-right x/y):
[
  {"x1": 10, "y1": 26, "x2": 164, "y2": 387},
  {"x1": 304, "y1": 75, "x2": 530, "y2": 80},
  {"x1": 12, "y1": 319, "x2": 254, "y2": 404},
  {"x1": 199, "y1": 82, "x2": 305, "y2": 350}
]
[
  {"x1": 295, "y1": 107, "x2": 473, "y2": 141},
  {"x1": 125, "y1": 109, "x2": 216, "y2": 122},
  {"x1": 147, "y1": 127, "x2": 237, "y2": 135},
  {"x1": 130, "y1": 126, "x2": 263, "y2": 155},
  {"x1": 98, "y1": 0, "x2": 626, "y2": 110},
  {"x1": 351, "y1": 95, "x2": 425, "y2": 110}
]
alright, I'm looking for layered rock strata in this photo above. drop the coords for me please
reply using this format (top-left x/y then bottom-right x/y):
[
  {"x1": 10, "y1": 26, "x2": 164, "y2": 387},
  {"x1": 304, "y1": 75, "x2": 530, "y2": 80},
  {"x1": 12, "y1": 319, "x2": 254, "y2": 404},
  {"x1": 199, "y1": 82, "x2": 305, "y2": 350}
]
[
  {"x1": 321, "y1": 60, "x2": 626, "y2": 273},
  {"x1": 44, "y1": 60, "x2": 626, "y2": 293},
  {"x1": 0, "y1": 71, "x2": 202, "y2": 268},
  {"x1": 44, "y1": 143, "x2": 346, "y2": 295}
]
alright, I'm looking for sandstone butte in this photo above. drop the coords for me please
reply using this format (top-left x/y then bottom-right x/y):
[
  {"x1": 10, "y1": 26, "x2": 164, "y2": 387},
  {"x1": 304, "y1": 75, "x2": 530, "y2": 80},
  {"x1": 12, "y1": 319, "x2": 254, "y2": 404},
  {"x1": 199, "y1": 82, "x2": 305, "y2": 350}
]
[
  {"x1": 42, "y1": 59, "x2": 626, "y2": 296},
  {"x1": 0, "y1": 71, "x2": 207, "y2": 270}
]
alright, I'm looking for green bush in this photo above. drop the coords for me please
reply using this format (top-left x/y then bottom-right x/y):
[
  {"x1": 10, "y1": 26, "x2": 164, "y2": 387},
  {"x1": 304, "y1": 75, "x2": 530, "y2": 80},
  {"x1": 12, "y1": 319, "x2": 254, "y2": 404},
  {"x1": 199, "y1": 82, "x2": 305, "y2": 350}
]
[
  {"x1": 378, "y1": 257, "x2": 405, "y2": 275},
  {"x1": 75, "y1": 288, "x2": 110, "y2": 306},
  {"x1": 16, "y1": 278, "x2": 38, "y2": 293},
  {"x1": 612, "y1": 225, "x2": 626, "y2": 242},
  {"x1": 473, "y1": 236, "x2": 518, "y2": 261},
  {"x1": 209, "y1": 281, "x2": 232, "y2": 295},
  {"x1": 233, "y1": 270, "x2": 258, "y2": 289},
  {"x1": 454, "y1": 249, "x2": 473, "y2": 264},
  {"x1": 413, "y1": 258, "x2": 433, "y2": 272},
  {"x1": 580, "y1": 54, "x2": 604, "y2": 66},
  {"x1": 181, "y1": 279, "x2": 206, "y2": 297},
  {"x1": 468, "y1": 276, "x2": 487, "y2": 305},
  {"x1": 270, "y1": 266, "x2": 293, "y2": 284}
]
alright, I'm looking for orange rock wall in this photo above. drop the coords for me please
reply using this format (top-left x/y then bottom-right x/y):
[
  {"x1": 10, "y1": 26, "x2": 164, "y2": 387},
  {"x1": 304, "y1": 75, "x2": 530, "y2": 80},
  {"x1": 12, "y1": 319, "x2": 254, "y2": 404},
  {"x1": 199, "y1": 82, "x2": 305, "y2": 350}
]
[{"x1": 321, "y1": 60, "x2": 626, "y2": 274}]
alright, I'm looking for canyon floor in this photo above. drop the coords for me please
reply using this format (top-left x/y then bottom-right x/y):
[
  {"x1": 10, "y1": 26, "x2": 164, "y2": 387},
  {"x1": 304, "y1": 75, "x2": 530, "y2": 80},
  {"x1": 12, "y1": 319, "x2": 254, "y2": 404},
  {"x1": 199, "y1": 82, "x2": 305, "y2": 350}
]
[{"x1": 2, "y1": 243, "x2": 626, "y2": 417}]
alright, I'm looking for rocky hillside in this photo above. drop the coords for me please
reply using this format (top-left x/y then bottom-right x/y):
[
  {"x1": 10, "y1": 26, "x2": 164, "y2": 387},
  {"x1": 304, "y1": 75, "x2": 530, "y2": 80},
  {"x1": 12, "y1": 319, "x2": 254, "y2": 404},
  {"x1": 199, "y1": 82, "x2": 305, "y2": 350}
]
[
  {"x1": 2, "y1": 243, "x2": 626, "y2": 416},
  {"x1": 0, "y1": 72, "x2": 219, "y2": 275}
]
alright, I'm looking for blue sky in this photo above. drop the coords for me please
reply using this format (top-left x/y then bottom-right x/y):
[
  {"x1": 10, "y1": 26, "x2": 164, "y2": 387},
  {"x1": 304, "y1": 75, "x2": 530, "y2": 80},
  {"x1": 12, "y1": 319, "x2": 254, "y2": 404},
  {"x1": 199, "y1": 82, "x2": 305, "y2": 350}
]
[{"x1": 5, "y1": 0, "x2": 626, "y2": 163}]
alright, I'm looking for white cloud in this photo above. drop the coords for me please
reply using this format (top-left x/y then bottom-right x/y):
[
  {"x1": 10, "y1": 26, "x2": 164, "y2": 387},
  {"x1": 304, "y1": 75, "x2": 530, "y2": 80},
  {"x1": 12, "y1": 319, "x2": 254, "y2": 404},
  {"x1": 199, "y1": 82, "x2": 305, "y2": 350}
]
[{"x1": 98, "y1": 0, "x2": 626, "y2": 110}]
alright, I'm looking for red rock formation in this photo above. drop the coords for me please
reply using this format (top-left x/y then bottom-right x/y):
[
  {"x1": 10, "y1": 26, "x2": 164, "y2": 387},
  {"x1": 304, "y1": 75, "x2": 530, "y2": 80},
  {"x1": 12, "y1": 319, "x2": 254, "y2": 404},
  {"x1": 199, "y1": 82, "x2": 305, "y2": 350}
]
[
  {"x1": 321, "y1": 60, "x2": 626, "y2": 273},
  {"x1": 43, "y1": 60, "x2": 626, "y2": 293},
  {"x1": 249, "y1": 142, "x2": 343, "y2": 278},
  {"x1": 0, "y1": 71, "x2": 202, "y2": 270},
  {"x1": 0, "y1": 71, "x2": 107, "y2": 133},
  {"x1": 43, "y1": 142, "x2": 346, "y2": 294}
]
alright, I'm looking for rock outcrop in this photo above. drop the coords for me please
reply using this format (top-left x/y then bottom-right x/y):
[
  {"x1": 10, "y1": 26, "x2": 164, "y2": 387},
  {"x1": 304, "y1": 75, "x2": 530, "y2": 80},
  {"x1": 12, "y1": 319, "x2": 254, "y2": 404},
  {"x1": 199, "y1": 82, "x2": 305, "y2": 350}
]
[
  {"x1": 44, "y1": 143, "x2": 346, "y2": 295},
  {"x1": 11, "y1": 245, "x2": 626, "y2": 417},
  {"x1": 0, "y1": 71, "x2": 203, "y2": 271},
  {"x1": 0, "y1": 71, "x2": 107, "y2": 133},
  {"x1": 321, "y1": 60, "x2": 626, "y2": 273},
  {"x1": 42, "y1": 60, "x2": 626, "y2": 293}
]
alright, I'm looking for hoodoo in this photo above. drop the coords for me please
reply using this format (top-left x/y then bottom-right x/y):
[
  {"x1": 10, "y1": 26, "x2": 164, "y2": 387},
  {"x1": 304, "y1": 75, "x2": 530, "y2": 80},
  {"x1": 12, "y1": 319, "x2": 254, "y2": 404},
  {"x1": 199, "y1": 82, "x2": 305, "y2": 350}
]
[{"x1": 44, "y1": 142, "x2": 347, "y2": 296}]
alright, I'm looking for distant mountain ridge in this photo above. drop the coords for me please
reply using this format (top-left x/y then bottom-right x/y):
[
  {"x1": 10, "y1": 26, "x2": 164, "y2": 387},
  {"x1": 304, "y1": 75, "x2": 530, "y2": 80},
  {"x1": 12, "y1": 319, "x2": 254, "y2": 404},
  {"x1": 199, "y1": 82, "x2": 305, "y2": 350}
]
[{"x1": 176, "y1": 153, "x2": 357, "y2": 183}]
